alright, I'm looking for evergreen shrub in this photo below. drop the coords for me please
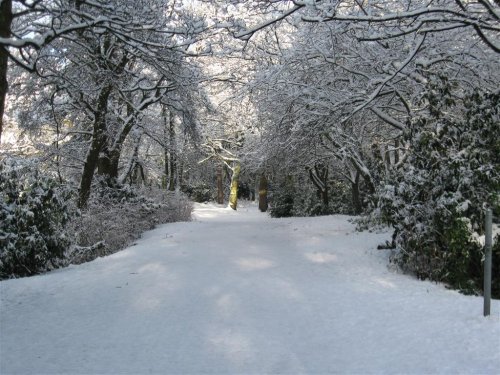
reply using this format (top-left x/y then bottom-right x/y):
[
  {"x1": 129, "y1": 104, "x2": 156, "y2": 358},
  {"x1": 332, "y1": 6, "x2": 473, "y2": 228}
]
[
  {"x1": 269, "y1": 177, "x2": 295, "y2": 218},
  {"x1": 374, "y1": 82, "x2": 500, "y2": 296},
  {"x1": 182, "y1": 183, "x2": 211, "y2": 203},
  {"x1": 0, "y1": 159, "x2": 76, "y2": 278}
]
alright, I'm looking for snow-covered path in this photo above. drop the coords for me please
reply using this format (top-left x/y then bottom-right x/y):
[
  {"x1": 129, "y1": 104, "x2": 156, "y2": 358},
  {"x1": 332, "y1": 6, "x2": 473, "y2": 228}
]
[{"x1": 1, "y1": 203, "x2": 499, "y2": 374}]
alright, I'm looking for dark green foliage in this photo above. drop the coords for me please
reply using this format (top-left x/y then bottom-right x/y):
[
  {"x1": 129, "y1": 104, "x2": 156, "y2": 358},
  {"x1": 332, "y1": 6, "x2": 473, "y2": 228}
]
[
  {"x1": 329, "y1": 180, "x2": 356, "y2": 215},
  {"x1": 269, "y1": 177, "x2": 295, "y2": 218},
  {"x1": 375, "y1": 82, "x2": 500, "y2": 296},
  {"x1": 270, "y1": 174, "x2": 354, "y2": 218},
  {"x1": 182, "y1": 183, "x2": 211, "y2": 203},
  {"x1": 0, "y1": 159, "x2": 76, "y2": 278},
  {"x1": 237, "y1": 181, "x2": 252, "y2": 200},
  {"x1": 292, "y1": 190, "x2": 332, "y2": 217}
]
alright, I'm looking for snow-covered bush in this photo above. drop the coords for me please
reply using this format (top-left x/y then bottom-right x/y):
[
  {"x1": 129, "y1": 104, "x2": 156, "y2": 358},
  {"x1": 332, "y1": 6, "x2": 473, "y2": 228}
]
[
  {"x1": 0, "y1": 159, "x2": 76, "y2": 278},
  {"x1": 70, "y1": 186, "x2": 192, "y2": 263},
  {"x1": 375, "y1": 82, "x2": 500, "y2": 295},
  {"x1": 182, "y1": 182, "x2": 212, "y2": 203},
  {"x1": 269, "y1": 172, "x2": 355, "y2": 218},
  {"x1": 327, "y1": 180, "x2": 357, "y2": 215},
  {"x1": 291, "y1": 183, "x2": 332, "y2": 217},
  {"x1": 269, "y1": 176, "x2": 296, "y2": 218}
]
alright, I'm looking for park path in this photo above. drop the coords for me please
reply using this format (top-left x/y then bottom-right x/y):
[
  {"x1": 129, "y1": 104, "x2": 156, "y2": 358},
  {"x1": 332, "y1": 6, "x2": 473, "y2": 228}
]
[{"x1": 1, "y1": 203, "x2": 499, "y2": 374}]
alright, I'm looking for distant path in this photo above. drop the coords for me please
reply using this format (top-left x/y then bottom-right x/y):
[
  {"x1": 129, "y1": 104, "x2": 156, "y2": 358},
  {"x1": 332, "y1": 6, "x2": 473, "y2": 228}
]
[{"x1": 1, "y1": 203, "x2": 499, "y2": 374}]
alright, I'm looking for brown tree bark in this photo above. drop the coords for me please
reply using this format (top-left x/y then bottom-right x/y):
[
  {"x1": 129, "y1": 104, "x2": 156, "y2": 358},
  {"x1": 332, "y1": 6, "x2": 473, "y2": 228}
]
[
  {"x1": 309, "y1": 164, "x2": 329, "y2": 207},
  {"x1": 228, "y1": 163, "x2": 241, "y2": 210},
  {"x1": 97, "y1": 115, "x2": 135, "y2": 182},
  {"x1": 78, "y1": 85, "x2": 112, "y2": 208},
  {"x1": 394, "y1": 139, "x2": 400, "y2": 164},
  {"x1": 217, "y1": 166, "x2": 224, "y2": 204},
  {"x1": 258, "y1": 174, "x2": 268, "y2": 212},
  {"x1": 351, "y1": 172, "x2": 362, "y2": 214},
  {"x1": 168, "y1": 113, "x2": 176, "y2": 191}
]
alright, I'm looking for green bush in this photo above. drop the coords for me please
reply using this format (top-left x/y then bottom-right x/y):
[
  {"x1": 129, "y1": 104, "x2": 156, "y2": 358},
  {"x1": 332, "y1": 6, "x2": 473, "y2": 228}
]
[
  {"x1": 0, "y1": 159, "x2": 76, "y2": 278},
  {"x1": 374, "y1": 83, "x2": 500, "y2": 296},
  {"x1": 182, "y1": 183, "x2": 211, "y2": 203},
  {"x1": 269, "y1": 177, "x2": 295, "y2": 218}
]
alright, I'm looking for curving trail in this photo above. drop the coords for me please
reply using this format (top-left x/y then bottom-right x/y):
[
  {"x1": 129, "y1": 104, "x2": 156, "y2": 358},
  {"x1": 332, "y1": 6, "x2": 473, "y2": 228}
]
[{"x1": 1, "y1": 203, "x2": 499, "y2": 374}]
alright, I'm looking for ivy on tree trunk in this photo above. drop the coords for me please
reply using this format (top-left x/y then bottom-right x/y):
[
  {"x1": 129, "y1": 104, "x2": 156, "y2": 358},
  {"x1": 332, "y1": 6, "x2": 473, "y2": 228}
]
[{"x1": 229, "y1": 163, "x2": 241, "y2": 210}]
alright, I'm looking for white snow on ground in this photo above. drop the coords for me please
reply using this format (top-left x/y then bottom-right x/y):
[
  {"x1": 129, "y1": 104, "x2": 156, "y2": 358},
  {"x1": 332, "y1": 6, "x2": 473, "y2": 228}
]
[{"x1": 1, "y1": 202, "x2": 499, "y2": 374}]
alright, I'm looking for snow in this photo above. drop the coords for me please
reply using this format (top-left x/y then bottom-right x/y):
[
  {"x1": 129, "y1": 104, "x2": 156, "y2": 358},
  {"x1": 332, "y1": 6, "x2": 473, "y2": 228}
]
[{"x1": 1, "y1": 202, "x2": 499, "y2": 374}]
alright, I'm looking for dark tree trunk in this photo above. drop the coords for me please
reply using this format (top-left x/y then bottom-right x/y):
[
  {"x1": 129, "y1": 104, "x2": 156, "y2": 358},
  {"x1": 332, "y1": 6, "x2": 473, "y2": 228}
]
[
  {"x1": 258, "y1": 174, "x2": 268, "y2": 212},
  {"x1": 97, "y1": 148, "x2": 121, "y2": 182},
  {"x1": 309, "y1": 164, "x2": 329, "y2": 207},
  {"x1": 169, "y1": 153, "x2": 177, "y2": 191},
  {"x1": 163, "y1": 149, "x2": 169, "y2": 189},
  {"x1": 394, "y1": 139, "x2": 400, "y2": 164},
  {"x1": 321, "y1": 186, "x2": 329, "y2": 206},
  {"x1": 78, "y1": 85, "x2": 112, "y2": 208},
  {"x1": 168, "y1": 114, "x2": 176, "y2": 191},
  {"x1": 217, "y1": 166, "x2": 224, "y2": 204},
  {"x1": 162, "y1": 107, "x2": 169, "y2": 189},
  {"x1": 178, "y1": 158, "x2": 184, "y2": 190},
  {"x1": 0, "y1": 0, "x2": 13, "y2": 144},
  {"x1": 321, "y1": 168, "x2": 329, "y2": 206},
  {"x1": 384, "y1": 144, "x2": 391, "y2": 171},
  {"x1": 351, "y1": 172, "x2": 362, "y2": 214},
  {"x1": 98, "y1": 104, "x2": 135, "y2": 183},
  {"x1": 122, "y1": 132, "x2": 142, "y2": 184},
  {"x1": 79, "y1": 134, "x2": 104, "y2": 208},
  {"x1": 97, "y1": 146, "x2": 111, "y2": 176},
  {"x1": 108, "y1": 150, "x2": 121, "y2": 179}
]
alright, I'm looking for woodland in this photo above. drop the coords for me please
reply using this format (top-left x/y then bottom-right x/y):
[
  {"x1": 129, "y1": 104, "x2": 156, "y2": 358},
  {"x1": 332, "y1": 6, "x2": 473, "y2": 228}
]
[{"x1": 0, "y1": 0, "x2": 499, "y2": 296}]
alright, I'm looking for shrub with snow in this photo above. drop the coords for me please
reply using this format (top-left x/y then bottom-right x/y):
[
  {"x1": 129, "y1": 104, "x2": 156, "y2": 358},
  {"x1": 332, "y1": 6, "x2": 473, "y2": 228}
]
[
  {"x1": 70, "y1": 185, "x2": 192, "y2": 263},
  {"x1": 182, "y1": 182, "x2": 212, "y2": 203},
  {"x1": 269, "y1": 176, "x2": 296, "y2": 218},
  {"x1": 0, "y1": 159, "x2": 76, "y2": 278},
  {"x1": 374, "y1": 82, "x2": 500, "y2": 295}
]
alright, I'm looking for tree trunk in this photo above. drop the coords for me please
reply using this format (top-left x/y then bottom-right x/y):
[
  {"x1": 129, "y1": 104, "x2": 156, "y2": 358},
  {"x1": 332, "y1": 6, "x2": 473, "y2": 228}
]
[
  {"x1": 351, "y1": 172, "x2": 362, "y2": 214},
  {"x1": 394, "y1": 139, "x2": 400, "y2": 164},
  {"x1": 161, "y1": 106, "x2": 169, "y2": 189},
  {"x1": 258, "y1": 174, "x2": 268, "y2": 212},
  {"x1": 98, "y1": 103, "x2": 136, "y2": 183},
  {"x1": 177, "y1": 158, "x2": 183, "y2": 192},
  {"x1": 321, "y1": 187, "x2": 329, "y2": 206},
  {"x1": 78, "y1": 85, "x2": 112, "y2": 208},
  {"x1": 79, "y1": 141, "x2": 101, "y2": 208},
  {"x1": 97, "y1": 148, "x2": 121, "y2": 183},
  {"x1": 384, "y1": 144, "x2": 391, "y2": 171},
  {"x1": 322, "y1": 169, "x2": 329, "y2": 206},
  {"x1": 228, "y1": 163, "x2": 241, "y2": 210},
  {"x1": 168, "y1": 113, "x2": 176, "y2": 191},
  {"x1": 309, "y1": 164, "x2": 329, "y2": 208},
  {"x1": 217, "y1": 166, "x2": 224, "y2": 204},
  {"x1": 0, "y1": 0, "x2": 13, "y2": 144},
  {"x1": 121, "y1": 131, "x2": 142, "y2": 185}
]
